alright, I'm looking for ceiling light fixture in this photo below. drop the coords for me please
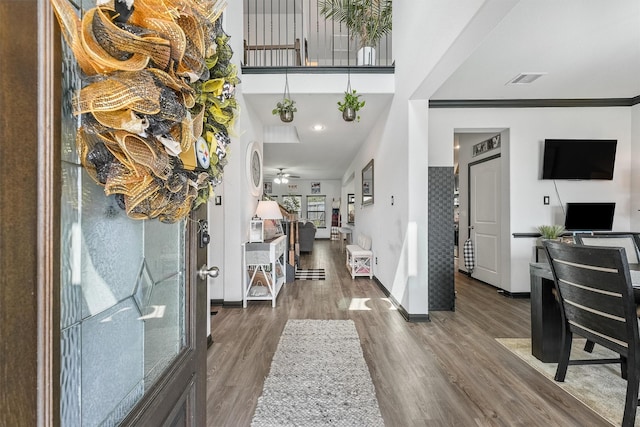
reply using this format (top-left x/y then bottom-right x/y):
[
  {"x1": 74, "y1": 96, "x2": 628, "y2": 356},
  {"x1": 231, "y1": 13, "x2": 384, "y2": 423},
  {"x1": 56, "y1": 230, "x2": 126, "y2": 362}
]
[
  {"x1": 312, "y1": 124, "x2": 325, "y2": 131},
  {"x1": 274, "y1": 168, "x2": 297, "y2": 184}
]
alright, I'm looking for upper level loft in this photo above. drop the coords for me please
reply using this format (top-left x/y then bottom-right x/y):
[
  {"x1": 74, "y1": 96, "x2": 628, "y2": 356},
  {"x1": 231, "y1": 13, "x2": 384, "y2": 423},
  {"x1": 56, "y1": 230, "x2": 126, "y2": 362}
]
[{"x1": 242, "y1": 0, "x2": 394, "y2": 72}]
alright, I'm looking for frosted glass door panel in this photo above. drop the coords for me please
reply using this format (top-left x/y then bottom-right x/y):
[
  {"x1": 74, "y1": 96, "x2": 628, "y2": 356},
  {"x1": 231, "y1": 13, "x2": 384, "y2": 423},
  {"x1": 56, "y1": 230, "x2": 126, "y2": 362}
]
[
  {"x1": 60, "y1": 37, "x2": 187, "y2": 427},
  {"x1": 60, "y1": 167, "x2": 187, "y2": 426}
]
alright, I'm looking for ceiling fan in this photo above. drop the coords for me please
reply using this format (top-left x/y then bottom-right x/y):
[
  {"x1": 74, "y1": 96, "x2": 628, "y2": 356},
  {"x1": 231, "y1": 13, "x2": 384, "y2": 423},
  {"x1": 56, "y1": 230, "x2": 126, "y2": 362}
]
[{"x1": 274, "y1": 168, "x2": 299, "y2": 184}]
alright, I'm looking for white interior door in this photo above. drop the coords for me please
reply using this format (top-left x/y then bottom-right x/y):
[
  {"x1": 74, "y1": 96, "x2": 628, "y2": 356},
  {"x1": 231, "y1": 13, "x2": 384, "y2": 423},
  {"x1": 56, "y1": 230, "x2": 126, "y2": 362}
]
[{"x1": 469, "y1": 156, "x2": 502, "y2": 287}]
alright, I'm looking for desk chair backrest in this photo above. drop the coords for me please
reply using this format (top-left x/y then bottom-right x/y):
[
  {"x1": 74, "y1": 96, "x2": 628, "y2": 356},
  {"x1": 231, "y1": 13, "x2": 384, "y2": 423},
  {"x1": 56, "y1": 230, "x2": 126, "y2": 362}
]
[
  {"x1": 544, "y1": 240, "x2": 639, "y2": 361},
  {"x1": 573, "y1": 234, "x2": 640, "y2": 264},
  {"x1": 544, "y1": 241, "x2": 640, "y2": 426}
]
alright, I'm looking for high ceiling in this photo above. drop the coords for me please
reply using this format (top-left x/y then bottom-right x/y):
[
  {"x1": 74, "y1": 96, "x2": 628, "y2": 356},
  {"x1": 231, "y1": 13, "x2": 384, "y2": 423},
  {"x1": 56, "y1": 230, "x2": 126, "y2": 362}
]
[
  {"x1": 432, "y1": 1, "x2": 640, "y2": 100},
  {"x1": 241, "y1": 0, "x2": 640, "y2": 183},
  {"x1": 243, "y1": 92, "x2": 393, "y2": 181}
]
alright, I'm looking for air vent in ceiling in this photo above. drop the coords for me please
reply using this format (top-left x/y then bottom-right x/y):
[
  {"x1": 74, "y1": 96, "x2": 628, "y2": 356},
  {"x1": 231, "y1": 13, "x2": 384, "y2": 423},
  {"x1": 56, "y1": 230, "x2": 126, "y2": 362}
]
[
  {"x1": 507, "y1": 73, "x2": 546, "y2": 85},
  {"x1": 264, "y1": 125, "x2": 300, "y2": 144}
]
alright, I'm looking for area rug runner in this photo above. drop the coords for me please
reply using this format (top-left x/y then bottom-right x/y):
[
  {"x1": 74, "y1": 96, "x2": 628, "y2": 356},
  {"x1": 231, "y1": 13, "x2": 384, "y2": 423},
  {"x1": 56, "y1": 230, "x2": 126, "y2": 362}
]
[
  {"x1": 251, "y1": 319, "x2": 384, "y2": 426},
  {"x1": 497, "y1": 338, "x2": 638, "y2": 426},
  {"x1": 295, "y1": 268, "x2": 326, "y2": 280}
]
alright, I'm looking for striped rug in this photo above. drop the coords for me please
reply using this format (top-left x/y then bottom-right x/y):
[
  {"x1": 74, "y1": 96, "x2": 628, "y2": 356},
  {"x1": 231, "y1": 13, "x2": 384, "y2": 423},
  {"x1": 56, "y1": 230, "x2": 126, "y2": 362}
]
[{"x1": 294, "y1": 268, "x2": 326, "y2": 281}]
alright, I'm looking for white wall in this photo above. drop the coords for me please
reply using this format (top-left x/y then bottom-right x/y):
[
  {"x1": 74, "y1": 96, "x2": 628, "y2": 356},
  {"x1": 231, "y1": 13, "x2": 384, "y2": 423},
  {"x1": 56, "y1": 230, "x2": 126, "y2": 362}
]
[
  {"x1": 632, "y1": 104, "x2": 640, "y2": 229},
  {"x1": 430, "y1": 106, "x2": 633, "y2": 293},
  {"x1": 268, "y1": 178, "x2": 342, "y2": 238},
  {"x1": 339, "y1": 1, "x2": 487, "y2": 316},
  {"x1": 214, "y1": 2, "x2": 268, "y2": 304}
]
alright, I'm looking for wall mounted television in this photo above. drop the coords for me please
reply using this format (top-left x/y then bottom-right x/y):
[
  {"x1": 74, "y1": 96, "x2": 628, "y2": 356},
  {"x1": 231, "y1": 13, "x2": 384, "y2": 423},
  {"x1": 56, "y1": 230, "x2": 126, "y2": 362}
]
[
  {"x1": 542, "y1": 139, "x2": 617, "y2": 180},
  {"x1": 564, "y1": 202, "x2": 615, "y2": 231}
]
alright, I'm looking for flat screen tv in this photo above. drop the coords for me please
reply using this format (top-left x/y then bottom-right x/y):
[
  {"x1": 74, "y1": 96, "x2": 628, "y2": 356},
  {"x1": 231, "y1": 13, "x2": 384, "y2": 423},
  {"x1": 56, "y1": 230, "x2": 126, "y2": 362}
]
[
  {"x1": 564, "y1": 202, "x2": 615, "y2": 231},
  {"x1": 542, "y1": 139, "x2": 617, "y2": 180}
]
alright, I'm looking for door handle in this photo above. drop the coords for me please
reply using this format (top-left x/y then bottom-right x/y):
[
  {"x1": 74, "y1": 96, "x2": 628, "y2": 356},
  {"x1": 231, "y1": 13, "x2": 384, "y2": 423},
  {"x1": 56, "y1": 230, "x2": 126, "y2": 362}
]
[{"x1": 198, "y1": 265, "x2": 219, "y2": 280}]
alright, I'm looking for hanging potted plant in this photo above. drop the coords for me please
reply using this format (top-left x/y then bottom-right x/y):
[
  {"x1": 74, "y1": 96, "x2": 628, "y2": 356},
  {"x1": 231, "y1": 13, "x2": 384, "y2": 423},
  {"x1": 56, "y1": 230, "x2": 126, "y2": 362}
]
[
  {"x1": 320, "y1": 0, "x2": 393, "y2": 66},
  {"x1": 272, "y1": 98, "x2": 297, "y2": 123},
  {"x1": 338, "y1": 89, "x2": 365, "y2": 122},
  {"x1": 272, "y1": 71, "x2": 296, "y2": 123}
]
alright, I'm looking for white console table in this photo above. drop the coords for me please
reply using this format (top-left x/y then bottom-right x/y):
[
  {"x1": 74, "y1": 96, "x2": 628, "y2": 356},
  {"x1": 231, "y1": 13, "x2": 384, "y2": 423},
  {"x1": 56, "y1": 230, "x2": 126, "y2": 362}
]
[{"x1": 242, "y1": 235, "x2": 286, "y2": 307}]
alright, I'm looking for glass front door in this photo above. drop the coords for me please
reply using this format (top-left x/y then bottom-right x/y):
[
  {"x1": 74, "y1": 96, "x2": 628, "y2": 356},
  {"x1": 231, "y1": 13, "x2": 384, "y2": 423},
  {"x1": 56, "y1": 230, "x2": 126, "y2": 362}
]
[{"x1": 59, "y1": 36, "x2": 194, "y2": 427}]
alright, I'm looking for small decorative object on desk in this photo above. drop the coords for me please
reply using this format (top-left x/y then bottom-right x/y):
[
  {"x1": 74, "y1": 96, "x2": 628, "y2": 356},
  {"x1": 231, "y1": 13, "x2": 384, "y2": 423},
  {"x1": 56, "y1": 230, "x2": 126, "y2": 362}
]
[
  {"x1": 249, "y1": 218, "x2": 264, "y2": 242},
  {"x1": 536, "y1": 224, "x2": 565, "y2": 245},
  {"x1": 249, "y1": 285, "x2": 269, "y2": 297}
]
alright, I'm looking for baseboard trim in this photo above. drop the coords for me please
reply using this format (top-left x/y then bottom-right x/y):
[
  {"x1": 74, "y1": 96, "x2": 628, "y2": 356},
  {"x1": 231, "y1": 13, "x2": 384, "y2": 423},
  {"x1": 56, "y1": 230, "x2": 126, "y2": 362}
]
[
  {"x1": 401, "y1": 311, "x2": 431, "y2": 322},
  {"x1": 372, "y1": 276, "x2": 431, "y2": 322},
  {"x1": 498, "y1": 289, "x2": 531, "y2": 299},
  {"x1": 221, "y1": 300, "x2": 243, "y2": 307},
  {"x1": 457, "y1": 272, "x2": 530, "y2": 299},
  {"x1": 207, "y1": 334, "x2": 213, "y2": 348}
]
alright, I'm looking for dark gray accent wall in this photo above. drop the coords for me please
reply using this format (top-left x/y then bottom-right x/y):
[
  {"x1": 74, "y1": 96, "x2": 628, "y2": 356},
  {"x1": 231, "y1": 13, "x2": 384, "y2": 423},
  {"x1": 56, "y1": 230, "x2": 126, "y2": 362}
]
[{"x1": 428, "y1": 167, "x2": 455, "y2": 311}]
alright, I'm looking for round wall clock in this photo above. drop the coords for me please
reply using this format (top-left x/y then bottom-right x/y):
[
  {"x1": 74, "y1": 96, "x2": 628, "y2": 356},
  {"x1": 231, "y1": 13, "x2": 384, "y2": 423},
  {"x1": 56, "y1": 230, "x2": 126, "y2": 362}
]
[{"x1": 246, "y1": 142, "x2": 262, "y2": 196}]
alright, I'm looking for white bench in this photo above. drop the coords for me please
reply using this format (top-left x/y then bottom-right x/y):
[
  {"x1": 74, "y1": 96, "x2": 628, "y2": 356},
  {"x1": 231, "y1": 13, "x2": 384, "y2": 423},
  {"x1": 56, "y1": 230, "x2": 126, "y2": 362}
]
[{"x1": 346, "y1": 235, "x2": 373, "y2": 279}]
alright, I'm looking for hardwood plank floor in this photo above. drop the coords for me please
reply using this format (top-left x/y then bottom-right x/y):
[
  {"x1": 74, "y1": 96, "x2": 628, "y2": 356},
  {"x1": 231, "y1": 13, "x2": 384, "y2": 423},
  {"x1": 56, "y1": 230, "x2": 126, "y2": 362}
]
[{"x1": 206, "y1": 240, "x2": 609, "y2": 426}]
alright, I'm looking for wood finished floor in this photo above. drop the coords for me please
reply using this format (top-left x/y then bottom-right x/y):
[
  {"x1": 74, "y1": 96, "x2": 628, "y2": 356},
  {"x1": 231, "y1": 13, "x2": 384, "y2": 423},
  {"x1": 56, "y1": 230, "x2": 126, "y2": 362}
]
[{"x1": 206, "y1": 240, "x2": 609, "y2": 426}]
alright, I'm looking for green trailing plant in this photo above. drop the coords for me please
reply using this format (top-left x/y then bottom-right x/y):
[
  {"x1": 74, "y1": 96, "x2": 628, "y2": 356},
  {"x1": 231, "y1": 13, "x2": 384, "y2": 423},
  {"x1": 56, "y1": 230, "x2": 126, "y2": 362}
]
[
  {"x1": 537, "y1": 224, "x2": 565, "y2": 240},
  {"x1": 337, "y1": 89, "x2": 366, "y2": 121},
  {"x1": 272, "y1": 98, "x2": 297, "y2": 115},
  {"x1": 319, "y1": 0, "x2": 393, "y2": 49},
  {"x1": 282, "y1": 196, "x2": 300, "y2": 213}
]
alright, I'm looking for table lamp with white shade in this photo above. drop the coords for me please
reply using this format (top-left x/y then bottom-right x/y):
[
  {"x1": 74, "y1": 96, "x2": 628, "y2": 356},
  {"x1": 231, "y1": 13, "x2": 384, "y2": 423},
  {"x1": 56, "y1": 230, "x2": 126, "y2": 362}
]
[{"x1": 253, "y1": 200, "x2": 284, "y2": 241}]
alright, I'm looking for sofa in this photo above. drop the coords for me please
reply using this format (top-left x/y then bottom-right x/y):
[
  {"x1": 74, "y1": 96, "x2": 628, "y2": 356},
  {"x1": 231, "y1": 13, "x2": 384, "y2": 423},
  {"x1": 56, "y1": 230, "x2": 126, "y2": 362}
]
[{"x1": 298, "y1": 221, "x2": 317, "y2": 252}]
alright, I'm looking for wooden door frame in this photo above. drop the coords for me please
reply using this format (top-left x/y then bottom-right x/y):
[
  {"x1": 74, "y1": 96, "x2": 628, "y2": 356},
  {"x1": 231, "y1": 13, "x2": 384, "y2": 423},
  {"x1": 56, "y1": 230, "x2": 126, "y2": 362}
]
[
  {"x1": 0, "y1": 1, "x2": 207, "y2": 424},
  {"x1": 0, "y1": 0, "x2": 61, "y2": 425}
]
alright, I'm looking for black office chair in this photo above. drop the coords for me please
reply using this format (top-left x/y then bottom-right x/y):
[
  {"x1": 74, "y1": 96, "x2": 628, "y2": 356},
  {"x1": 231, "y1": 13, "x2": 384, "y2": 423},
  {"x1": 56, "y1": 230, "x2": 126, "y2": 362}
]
[{"x1": 543, "y1": 241, "x2": 640, "y2": 427}]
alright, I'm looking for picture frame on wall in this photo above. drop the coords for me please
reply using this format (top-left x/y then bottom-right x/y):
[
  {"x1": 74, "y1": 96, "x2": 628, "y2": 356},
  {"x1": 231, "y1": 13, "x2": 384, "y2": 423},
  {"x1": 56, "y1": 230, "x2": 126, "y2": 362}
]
[
  {"x1": 264, "y1": 181, "x2": 272, "y2": 194},
  {"x1": 311, "y1": 182, "x2": 321, "y2": 194},
  {"x1": 472, "y1": 134, "x2": 501, "y2": 157}
]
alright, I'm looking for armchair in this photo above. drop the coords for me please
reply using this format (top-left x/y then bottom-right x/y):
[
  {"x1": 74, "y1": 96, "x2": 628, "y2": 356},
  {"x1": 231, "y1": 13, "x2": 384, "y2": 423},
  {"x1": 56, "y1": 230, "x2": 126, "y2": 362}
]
[{"x1": 298, "y1": 221, "x2": 316, "y2": 253}]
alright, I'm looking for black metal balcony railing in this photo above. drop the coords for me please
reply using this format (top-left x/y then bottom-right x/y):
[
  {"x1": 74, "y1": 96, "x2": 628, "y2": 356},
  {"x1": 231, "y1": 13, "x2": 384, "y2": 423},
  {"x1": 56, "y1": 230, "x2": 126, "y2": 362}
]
[{"x1": 243, "y1": 0, "x2": 393, "y2": 68}]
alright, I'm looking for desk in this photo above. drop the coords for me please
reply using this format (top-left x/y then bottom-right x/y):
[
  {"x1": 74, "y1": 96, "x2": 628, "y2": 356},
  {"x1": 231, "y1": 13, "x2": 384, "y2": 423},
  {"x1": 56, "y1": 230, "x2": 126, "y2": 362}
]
[
  {"x1": 242, "y1": 236, "x2": 286, "y2": 308},
  {"x1": 529, "y1": 262, "x2": 640, "y2": 362}
]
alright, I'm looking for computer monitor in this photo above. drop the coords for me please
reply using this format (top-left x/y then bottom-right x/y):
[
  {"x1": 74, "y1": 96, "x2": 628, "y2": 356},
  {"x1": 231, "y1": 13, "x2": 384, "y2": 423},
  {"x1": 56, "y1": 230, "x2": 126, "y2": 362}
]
[{"x1": 564, "y1": 202, "x2": 615, "y2": 231}]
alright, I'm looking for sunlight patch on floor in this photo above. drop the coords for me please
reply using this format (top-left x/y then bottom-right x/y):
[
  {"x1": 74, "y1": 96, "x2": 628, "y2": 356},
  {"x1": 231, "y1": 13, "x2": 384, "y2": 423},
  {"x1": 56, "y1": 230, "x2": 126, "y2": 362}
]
[{"x1": 348, "y1": 298, "x2": 397, "y2": 311}]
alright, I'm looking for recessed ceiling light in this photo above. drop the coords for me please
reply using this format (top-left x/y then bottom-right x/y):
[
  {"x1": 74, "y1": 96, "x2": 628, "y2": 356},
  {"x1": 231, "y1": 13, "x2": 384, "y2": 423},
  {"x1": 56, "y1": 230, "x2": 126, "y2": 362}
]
[
  {"x1": 506, "y1": 73, "x2": 547, "y2": 85},
  {"x1": 312, "y1": 124, "x2": 325, "y2": 131}
]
